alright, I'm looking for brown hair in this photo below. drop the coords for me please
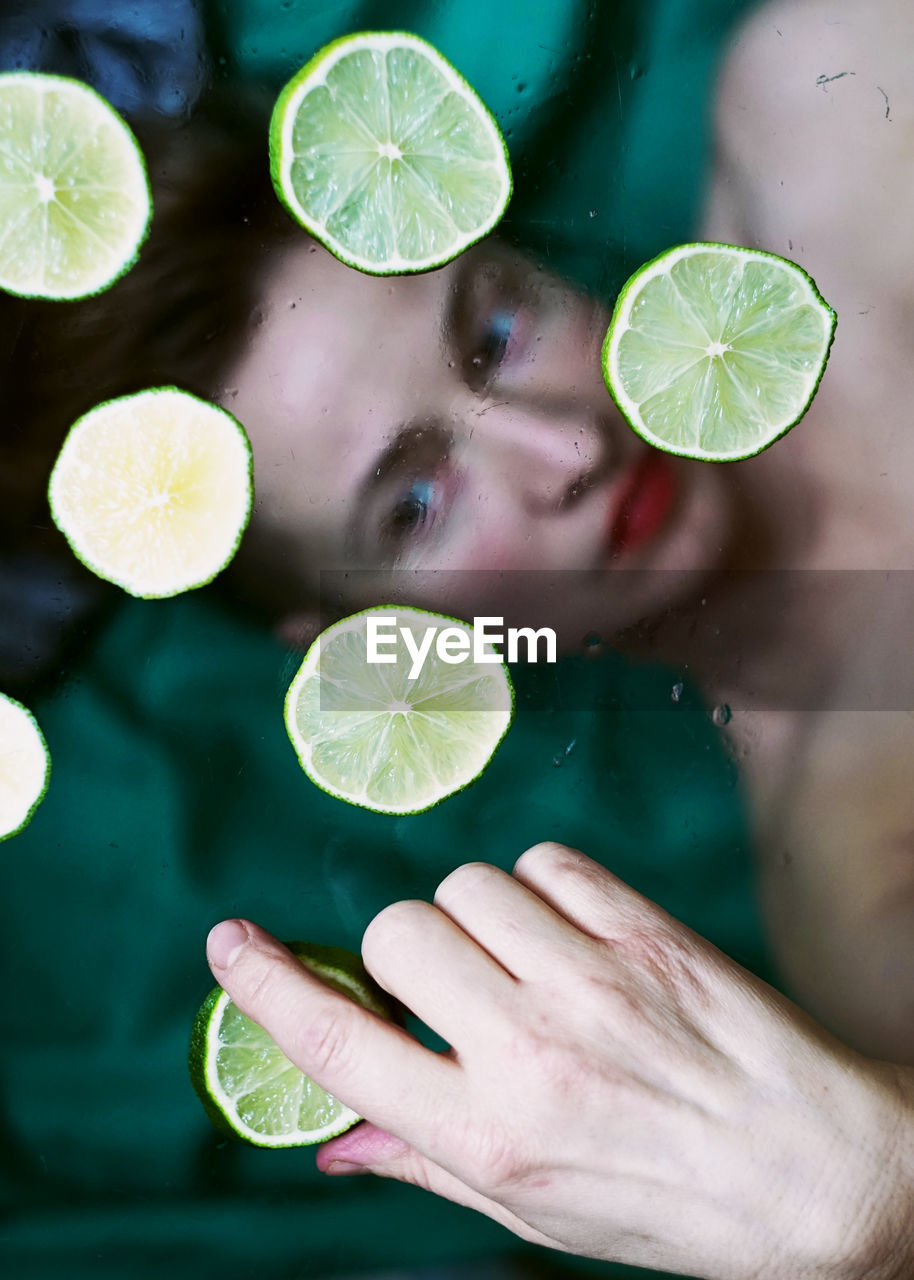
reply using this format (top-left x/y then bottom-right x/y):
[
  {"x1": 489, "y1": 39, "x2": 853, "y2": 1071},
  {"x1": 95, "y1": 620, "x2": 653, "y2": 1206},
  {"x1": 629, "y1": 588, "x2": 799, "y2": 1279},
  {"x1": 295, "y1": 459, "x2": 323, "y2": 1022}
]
[
  {"x1": 1, "y1": 85, "x2": 298, "y2": 542},
  {"x1": 0, "y1": 85, "x2": 300, "y2": 686}
]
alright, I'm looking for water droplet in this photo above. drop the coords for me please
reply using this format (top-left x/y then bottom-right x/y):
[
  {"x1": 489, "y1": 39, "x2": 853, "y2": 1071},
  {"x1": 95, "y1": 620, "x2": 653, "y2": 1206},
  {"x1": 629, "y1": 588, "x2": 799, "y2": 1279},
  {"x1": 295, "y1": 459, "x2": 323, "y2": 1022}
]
[
  {"x1": 712, "y1": 704, "x2": 732, "y2": 726},
  {"x1": 671, "y1": 682, "x2": 684, "y2": 703}
]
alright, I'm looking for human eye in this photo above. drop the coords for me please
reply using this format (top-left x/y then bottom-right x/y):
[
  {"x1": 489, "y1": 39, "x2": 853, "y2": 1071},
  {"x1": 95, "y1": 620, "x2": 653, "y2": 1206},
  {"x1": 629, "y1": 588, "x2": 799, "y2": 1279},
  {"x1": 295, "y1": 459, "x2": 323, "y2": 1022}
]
[
  {"x1": 373, "y1": 424, "x2": 456, "y2": 559},
  {"x1": 467, "y1": 305, "x2": 519, "y2": 384},
  {"x1": 449, "y1": 252, "x2": 529, "y2": 390},
  {"x1": 383, "y1": 478, "x2": 437, "y2": 545}
]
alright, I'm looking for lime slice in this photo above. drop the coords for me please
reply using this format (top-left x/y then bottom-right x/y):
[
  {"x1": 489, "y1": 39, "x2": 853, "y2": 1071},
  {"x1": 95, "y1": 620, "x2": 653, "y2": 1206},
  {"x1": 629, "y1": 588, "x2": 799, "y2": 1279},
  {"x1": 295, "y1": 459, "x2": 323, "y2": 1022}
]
[
  {"x1": 48, "y1": 387, "x2": 253, "y2": 599},
  {"x1": 285, "y1": 605, "x2": 514, "y2": 815},
  {"x1": 602, "y1": 242, "x2": 837, "y2": 461},
  {"x1": 0, "y1": 693, "x2": 50, "y2": 842},
  {"x1": 269, "y1": 31, "x2": 512, "y2": 275},
  {"x1": 0, "y1": 71, "x2": 151, "y2": 300},
  {"x1": 189, "y1": 942, "x2": 397, "y2": 1148}
]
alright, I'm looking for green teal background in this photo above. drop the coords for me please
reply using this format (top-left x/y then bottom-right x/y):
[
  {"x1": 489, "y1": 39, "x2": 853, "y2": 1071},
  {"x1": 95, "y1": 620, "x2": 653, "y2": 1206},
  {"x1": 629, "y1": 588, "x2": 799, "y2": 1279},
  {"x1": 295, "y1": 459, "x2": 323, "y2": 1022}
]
[{"x1": 3, "y1": 1, "x2": 767, "y2": 1277}]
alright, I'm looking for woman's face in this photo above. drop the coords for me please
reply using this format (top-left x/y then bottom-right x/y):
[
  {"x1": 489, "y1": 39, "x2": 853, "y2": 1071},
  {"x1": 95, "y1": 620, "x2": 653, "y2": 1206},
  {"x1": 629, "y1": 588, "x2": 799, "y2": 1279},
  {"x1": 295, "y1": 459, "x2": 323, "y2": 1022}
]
[{"x1": 226, "y1": 237, "x2": 735, "y2": 646}]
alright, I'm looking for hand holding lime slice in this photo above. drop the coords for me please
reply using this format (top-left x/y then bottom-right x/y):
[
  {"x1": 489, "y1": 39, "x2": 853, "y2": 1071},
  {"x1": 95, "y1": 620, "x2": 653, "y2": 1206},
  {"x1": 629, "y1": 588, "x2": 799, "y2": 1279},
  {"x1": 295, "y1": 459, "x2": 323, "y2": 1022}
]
[
  {"x1": 0, "y1": 693, "x2": 50, "y2": 841},
  {"x1": 602, "y1": 242, "x2": 836, "y2": 461},
  {"x1": 48, "y1": 387, "x2": 253, "y2": 599},
  {"x1": 189, "y1": 942, "x2": 397, "y2": 1147},
  {"x1": 284, "y1": 606, "x2": 514, "y2": 815},
  {"x1": 0, "y1": 72, "x2": 151, "y2": 300},
  {"x1": 269, "y1": 31, "x2": 512, "y2": 274}
]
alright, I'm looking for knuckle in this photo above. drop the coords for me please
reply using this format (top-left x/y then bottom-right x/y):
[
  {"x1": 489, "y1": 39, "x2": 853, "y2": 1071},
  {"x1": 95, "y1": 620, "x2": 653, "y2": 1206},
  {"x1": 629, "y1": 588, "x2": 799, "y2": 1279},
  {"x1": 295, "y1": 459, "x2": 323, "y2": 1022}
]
[
  {"x1": 361, "y1": 898, "x2": 429, "y2": 968},
  {"x1": 292, "y1": 1001, "x2": 356, "y2": 1080},
  {"x1": 435, "y1": 861, "x2": 502, "y2": 905},
  {"x1": 606, "y1": 923, "x2": 674, "y2": 975},
  {"x1": 399, "y1": 1148, "x2": 439, "y2": 1194},
  {"x1": 512, "y1": 840, "x2": 576, "y2": 878},
  {"x1": 237, "y1": 951, "x2": 288, "y2": 1019},
  {"x1": 234, "y1": 952, "x2": 363, "y2": 1082},
  {"x1": 604, "y1": 924, "x2": 707, "y2": 1005},
  {"x1": 466, "y1": 1123, "x2": 532, "y2": 1194}
]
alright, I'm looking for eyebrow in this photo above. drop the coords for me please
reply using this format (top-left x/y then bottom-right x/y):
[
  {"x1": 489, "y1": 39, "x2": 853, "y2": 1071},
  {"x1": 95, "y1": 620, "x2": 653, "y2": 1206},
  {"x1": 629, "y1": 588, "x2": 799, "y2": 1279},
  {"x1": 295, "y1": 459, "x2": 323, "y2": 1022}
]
[{"x1": 344, "y1": 254, "x2": 478, "y2": 557}]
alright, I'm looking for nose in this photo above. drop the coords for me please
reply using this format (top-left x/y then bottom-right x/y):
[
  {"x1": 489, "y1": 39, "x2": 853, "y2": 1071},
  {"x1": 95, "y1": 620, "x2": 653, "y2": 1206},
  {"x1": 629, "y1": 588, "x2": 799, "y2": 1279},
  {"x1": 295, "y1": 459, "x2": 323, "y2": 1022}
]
[{"x1": 460, "y1": 398, "x2": 611, "y2": 515}]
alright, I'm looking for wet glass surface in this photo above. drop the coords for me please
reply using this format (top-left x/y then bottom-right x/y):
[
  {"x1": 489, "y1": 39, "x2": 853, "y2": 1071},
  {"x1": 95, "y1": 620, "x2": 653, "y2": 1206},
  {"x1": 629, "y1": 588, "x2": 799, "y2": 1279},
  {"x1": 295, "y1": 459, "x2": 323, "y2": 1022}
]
[{"x1": 3, "y1": 2, "x2": 911, "y2": 1278}]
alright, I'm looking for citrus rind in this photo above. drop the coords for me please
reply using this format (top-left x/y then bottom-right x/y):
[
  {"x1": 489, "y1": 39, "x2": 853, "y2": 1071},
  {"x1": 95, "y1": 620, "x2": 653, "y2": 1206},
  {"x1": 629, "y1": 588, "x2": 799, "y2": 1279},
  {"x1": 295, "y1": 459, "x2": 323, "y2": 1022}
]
[
  {"x1": 284, "y1": 604, "x2": 514, "y2": 815},
  {"x1": 269, "y1": 31, "x2": 512, "y2": 275},
  {"x1": 0, "y1": 693, "x2": 51, "y2": 842},
  {"x1": 189, "y1": 943, "x2": 396, "y2": 1148},
  {"x1": 0, "y1": 71, "x2": 151, "y2": 300},
  {"x1": 48, "y1": 386, "x2": 254, "y2": 599},
  {"x1": 602, "y1": 241, "x2": 837, "y2": 462}
]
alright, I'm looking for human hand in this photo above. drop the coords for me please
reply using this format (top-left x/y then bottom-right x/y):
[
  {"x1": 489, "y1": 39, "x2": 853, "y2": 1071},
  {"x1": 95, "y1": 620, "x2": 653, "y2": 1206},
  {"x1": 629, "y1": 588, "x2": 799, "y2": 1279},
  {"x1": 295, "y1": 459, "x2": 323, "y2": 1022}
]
[{"x1": 206, "y1": 843, "x2": 914, "y2": 1280}]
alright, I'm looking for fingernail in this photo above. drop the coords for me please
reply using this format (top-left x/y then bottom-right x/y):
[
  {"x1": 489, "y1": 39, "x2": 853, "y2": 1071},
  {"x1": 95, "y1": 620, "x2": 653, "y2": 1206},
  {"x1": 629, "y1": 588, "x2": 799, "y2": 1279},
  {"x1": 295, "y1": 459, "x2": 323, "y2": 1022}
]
[
  {"x1": 325, "y1": 1160, "x2": 363, "y2": 1176},
  {"x1": 207, "y1": 919, "x2": 250, "y2": 970}
]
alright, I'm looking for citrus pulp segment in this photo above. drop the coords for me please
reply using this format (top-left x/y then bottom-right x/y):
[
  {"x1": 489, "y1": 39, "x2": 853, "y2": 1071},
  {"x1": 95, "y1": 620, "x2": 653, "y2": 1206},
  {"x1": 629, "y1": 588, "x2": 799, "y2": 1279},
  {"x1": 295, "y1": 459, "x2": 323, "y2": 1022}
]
[
  {"x1": 284, "y1": 606, "x2": 514, "y2": 814},
  {"x1": 189, "y1": 943, "x2": 395, "y2": 1147},
  {"x1": 48, "y1": 387, "x2": 253, "y2": 599},
  {"x1": 269, "y1": 31, "x2": 512, "y2": 274},
  {"x1": 602, "y1": 242, "x2": 836, "y2": 461},
  {"x1": 0, "y1": 71, "x2": 150, "y2": 300},
  {"x1": 0, "y1": 693, "x2": 50, "y2": 841}
]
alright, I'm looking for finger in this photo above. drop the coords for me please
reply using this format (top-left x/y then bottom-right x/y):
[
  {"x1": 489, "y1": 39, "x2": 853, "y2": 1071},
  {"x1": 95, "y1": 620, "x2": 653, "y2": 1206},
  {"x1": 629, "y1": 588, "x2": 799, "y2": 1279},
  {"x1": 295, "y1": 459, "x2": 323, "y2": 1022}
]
[
  {"x1": 433, "y1": 861, "x2": 597, "y2": 980},
  {"x1": 360, "y1": 897, "x2": 517, "y2": 1049},
  {"x1": 316, "y1": 1123, "x2": 561, "y2": 1252},
  {"x1": 513, "y1": 844, "x2": 758, "y2": 1037},
  {"x1": 513, "y1": 847, "x2": 799, "y2": 1046},
  {"x1": 512, "y1": 841, "x2": 686, "y2": 945},
  {"x1": 207, "y1": 919, "x2": 461, "y2": 1156}
]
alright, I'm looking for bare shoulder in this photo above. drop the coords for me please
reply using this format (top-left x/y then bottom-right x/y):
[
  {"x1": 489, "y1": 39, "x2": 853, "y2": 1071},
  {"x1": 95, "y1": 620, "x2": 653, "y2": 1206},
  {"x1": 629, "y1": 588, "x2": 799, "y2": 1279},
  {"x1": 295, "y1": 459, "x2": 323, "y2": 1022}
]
[
  {"x1": 705, "y1": 0, "x2": 914, "y2": 295},
  {"x1": 715, "y1": 0, "x2": 912, "y2": 150}
]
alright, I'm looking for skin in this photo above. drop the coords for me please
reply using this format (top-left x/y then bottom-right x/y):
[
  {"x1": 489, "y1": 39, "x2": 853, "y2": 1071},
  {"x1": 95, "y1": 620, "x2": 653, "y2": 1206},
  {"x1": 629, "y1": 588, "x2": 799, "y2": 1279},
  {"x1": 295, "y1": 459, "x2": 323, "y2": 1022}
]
[
  {"x1": 695, "y1": 0, "x2": 914, "y2": 1062},
  {"x1": 229, "y1": 237, "x2": 736, "y2": 648},
  {"x1": 209, "y1": 0, "x2": 914, "y2": 1273},
  {"x1": 207, "y1": 847, "x2": 914, "y2": 1280}
]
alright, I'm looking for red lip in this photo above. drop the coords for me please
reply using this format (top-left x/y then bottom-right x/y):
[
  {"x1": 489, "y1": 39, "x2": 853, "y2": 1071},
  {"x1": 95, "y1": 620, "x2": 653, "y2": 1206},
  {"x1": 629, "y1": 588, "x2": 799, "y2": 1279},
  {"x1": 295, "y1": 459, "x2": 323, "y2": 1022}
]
[{"x1": 606, "y1": 450, "x2": 676, "y2": 557}]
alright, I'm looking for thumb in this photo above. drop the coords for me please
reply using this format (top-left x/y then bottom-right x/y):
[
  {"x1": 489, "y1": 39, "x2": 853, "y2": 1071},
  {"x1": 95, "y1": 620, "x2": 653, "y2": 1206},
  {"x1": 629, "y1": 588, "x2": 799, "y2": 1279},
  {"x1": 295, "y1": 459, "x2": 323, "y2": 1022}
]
[
  {"x1": 317, "y1": 1121, "x2": 414, "y2": 1177},
  {"x1": 316, "y1": 1123, "x2": 560, "y2": 1252}
]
